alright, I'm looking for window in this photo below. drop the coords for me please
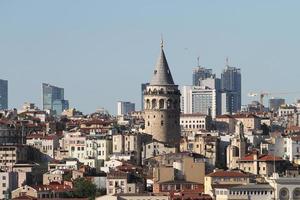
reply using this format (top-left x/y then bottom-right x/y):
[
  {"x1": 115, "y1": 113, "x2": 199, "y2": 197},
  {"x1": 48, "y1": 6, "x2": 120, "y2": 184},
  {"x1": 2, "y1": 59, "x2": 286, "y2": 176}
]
[
  {"x1": 161, "y1": 120, "x2": 164, "y2": 126},
  {"x1": 2, "y1": 183, "x2": 6, "y2": 187},
  {"x1": 2, "y1": 176, "x2": 6, "y2": 180},
  {"x1": 109, "y1": 181, "x2": 113, "y2": 186}
]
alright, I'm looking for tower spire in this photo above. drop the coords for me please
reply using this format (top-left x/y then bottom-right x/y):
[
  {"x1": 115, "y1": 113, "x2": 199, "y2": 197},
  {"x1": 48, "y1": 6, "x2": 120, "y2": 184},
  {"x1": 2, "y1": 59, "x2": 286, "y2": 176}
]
[
  {"x1": 150, "y1": 39, "x2": 174, "y2": 85},
  {"x1": 226, "y1": 57, "x2": 229, "y2": 66},
  {"x1": 160, "y1": 34, "x2": 164, "y2": 49}
]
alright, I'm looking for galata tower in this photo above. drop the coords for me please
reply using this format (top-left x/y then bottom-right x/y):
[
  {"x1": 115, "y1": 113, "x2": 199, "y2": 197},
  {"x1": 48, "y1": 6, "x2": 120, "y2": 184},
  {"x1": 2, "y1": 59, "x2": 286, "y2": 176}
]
[{"x1": 143, "y1": 41, "x2": 181, "y2": 145}]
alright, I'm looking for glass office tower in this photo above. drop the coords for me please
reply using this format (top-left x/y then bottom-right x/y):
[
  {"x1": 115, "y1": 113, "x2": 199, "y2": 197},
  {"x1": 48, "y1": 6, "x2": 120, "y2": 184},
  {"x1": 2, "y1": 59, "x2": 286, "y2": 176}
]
[
  {"x1": 0, "y1": 79, "x2": 8, "y2": 110},
  {"x1": 42, "y1": 83, "x2": 69, "y2": 115}
]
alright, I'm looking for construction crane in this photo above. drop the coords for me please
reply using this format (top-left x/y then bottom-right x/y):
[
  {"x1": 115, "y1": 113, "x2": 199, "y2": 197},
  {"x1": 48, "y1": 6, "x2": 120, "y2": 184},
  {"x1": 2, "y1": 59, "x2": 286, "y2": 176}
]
[{"x1": 248, "y1": 91, "x2": 300, "y2": 112}]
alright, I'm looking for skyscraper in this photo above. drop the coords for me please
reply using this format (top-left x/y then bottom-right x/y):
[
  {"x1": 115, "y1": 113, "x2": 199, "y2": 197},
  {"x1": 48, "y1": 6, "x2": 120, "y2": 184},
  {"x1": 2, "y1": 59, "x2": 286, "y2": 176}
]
[
  {"x1": 269, "y1": 98, "x2": 285, "y2": 112},
  {"x1": 181, "y1": 86, "x2": 218, "y2": 118},
  {"x1": 42, "y1": 83, "x2": 69, "y2": 115},
  {"x1": 117, "y1": 101, "x2": 135, "y2": 115},
  {"x1": 143, "y1": 41, "x2": 181, "y2": 145},
  {"x1": 221, "y1": 65, "x2": 241, "y2": 113},
  {"x1": 192, "y1": 66, "x2": 213, "y2": 86},
  {"x1": 0, "y1": 79, "x2": 8, "y2": 110}
]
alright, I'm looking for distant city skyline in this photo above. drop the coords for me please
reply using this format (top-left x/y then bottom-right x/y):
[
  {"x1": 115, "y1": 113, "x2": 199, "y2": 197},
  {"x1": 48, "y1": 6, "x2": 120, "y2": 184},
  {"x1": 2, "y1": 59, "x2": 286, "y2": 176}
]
[{"x1": 2, "y1": 1, "x2": 300, "y2": 114}]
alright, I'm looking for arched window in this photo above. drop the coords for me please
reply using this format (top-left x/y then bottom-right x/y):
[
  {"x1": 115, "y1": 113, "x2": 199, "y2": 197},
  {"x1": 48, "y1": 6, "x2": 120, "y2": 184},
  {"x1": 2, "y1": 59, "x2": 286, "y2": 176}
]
[
  {"x1": 293, "y1": 188, "x2": 300, "y2": 200},
  {"x1": 159, "y1": 99, "x2": 165, "y2": 109},
  {"x1": 152, "y1": 99, "x2": 157, "y2": 109},
  {"x1": 159, "y1": 88, "x2": 164, "y2": 94},
  {"x1": 279, "y1": 188, "x2": 289, "y2": 200},
  {"x1": 146, "y1": 99, "x2": 150, "y2": 109},
  {"x1": 167, "y1": 99, "x2": 173, "y2": 109}
]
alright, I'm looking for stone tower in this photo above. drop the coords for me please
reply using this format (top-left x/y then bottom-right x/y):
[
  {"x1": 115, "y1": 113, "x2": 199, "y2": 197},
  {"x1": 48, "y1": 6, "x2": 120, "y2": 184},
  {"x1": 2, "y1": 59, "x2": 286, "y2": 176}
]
[
  {"x1": 143, "y1": 41, "x2": 181, "y2": 145},
  {"x1": 226, "y1": 121, "x2": 247, "y2": 169}
]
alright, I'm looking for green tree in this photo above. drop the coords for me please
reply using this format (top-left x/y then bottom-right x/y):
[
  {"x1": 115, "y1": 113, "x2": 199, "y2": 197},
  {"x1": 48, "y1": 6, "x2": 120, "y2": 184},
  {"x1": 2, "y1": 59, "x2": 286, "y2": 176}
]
[{"x1": 73, "y1": 178, "x2": 97, "y2": 199}]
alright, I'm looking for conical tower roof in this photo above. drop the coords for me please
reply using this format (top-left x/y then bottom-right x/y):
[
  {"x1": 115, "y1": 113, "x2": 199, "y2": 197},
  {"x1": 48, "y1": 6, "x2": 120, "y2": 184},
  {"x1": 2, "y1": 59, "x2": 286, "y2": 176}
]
[{"x1": 150, "y1": 42, "x2": 175, "y2": 85}]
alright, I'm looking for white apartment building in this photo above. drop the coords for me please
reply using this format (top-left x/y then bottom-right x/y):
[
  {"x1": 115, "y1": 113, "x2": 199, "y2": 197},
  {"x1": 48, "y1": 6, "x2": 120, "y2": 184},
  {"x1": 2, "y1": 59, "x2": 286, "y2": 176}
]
[
  {"x1": 181, "y1": 86, "x2": 217, "y2": 118},
  {"x1": 61, "y1": 131, "x2": 86, "y2": 162},
  {"x1": 26, "y1": 133, "x2": 59, "y2": 161},
  {"x1": 278, "y1": 106, "x2": 296, "y2": 117},
  {"x1": 0, "y1": 171, "x2": 18, "y2": 199},
  {"x1": 85, "y1": 135, "x2": 112, "y2": 161},
  {"x1": 106, "y1": 171, "x2": 143, "y2": 195},
  {"x1": 0, "y1": 145, "x2": 28, "y2": 170},
  {"x1": 112, "y1": 133, "x2": 151, "y2": 164},
  {"x1": 284, "y1": 136, "x2": 300, "y2": 162},
  {"x1": 261, "y1": 135, "x2": 300, "y2": 163},
  {"x1": 215, "y1": 184, "x2": 274, "y2": 200},
  {"x1": 180, "y1": 113, "x2": 210, "y2": 135},
  {"x1": 266, "y1": 173, "x2": 300, "y2": 200},
  {"x1": 101, "y1": 160, "x2": 123, "y2": 173}
]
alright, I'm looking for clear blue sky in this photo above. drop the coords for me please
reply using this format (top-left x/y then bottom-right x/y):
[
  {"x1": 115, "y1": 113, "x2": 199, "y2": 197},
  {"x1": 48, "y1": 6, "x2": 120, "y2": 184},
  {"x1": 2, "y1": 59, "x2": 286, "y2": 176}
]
[{"x1": 1, "y1": 1, "x2": 300, "y2": 114}]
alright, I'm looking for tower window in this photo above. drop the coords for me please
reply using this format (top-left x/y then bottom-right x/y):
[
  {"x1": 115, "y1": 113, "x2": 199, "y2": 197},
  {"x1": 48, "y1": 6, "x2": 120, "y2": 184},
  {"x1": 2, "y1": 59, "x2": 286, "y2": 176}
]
[
  {"x1": 152, "y1": 99, "x2": 157, "y2": 109},
  {"x1": 161, "y1": 120, "x2": 164, "y2": 126},
  {"x1": 159, "y1": 99, "x2": 165, "y2": 109},
  {"x1": 148, "y1": 122, "x2": 150, "y2": 126}
]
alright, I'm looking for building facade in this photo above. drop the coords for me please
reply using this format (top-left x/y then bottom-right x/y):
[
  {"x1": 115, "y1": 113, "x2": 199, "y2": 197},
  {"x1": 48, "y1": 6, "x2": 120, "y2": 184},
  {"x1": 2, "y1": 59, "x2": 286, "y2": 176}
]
[
  {"x1": 221, "y1": 65, "x2": 241, "y2": 113},
  {"x1": 181, "y1": 86, "x2": 218, "y2": 118},
  {"x1": 117, "y1": 101, "x2": 135, "y2": 116},
  {"x1": 0, "y1": 79, "x2": 8, "y2": 110},
  {"x1": 42, "y1": 83, "x2": 69, "y2": 115},
  {"x1": 192, "y1": 66, "x2": 213, "y2": 86},
  {"x1": 141, "y1": 83, "x2": 149, "y2": 110}
]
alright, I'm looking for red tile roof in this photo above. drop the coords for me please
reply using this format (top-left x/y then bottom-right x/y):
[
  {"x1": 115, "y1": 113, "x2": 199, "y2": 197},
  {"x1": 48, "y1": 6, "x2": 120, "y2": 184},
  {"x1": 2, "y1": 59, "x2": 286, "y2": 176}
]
[
  {"x1": 207, "y1": 171, "x2": 250, "y2": 178},
  {"x1": 239, "y1": 153, "x2": 283, "y2": 162},
  {"x1": 233, "y1": 113, "x2": 259, "y2": 119},
  {"x1": 216, "y1": 115, "x2": 234, "y2": 119},
  {"x1": 26, "y1": 134, "x2": 57, "y2": 140}
]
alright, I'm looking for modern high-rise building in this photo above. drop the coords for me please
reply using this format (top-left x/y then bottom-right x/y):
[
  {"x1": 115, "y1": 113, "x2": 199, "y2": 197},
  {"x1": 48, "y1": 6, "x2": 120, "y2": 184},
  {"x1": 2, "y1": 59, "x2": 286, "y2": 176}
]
[
  {"x1": 192, "y1": 66, "x2": 213, "y2": 86},
  {"x1": 220, "y1": 91, "x2": 238, "y2": 115},
  {"x1": 269, "y1": 98, "x2": 285, "y2": 112},
  {"x1": 181, "y1": 86, "x2": 218, "y2": 118},
  {"x1": 141, "y1": 83, "x2": 149, "y2": 110},
  {"x1": 143, "y1": 41, "x2": 181, "y2": 145},
  {"x1": 0, "y1": 79, "x2": 8, "y2": 110},
  {"x1": 221, "y1": 65, "x2": 241, "y2": 113},
  {"x1": 42, "y1": 83, "x2": 69, "y2": 115},
  {"x1": 117, "y1": 101, "x2": 135, "y2": 116}
]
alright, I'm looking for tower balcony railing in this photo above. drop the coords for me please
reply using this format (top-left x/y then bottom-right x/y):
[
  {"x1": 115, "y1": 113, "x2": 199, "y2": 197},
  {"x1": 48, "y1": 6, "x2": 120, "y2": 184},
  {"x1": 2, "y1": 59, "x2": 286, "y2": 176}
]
[{"x1": 143, "y1": 90, "x2": 180, "y2": 95}]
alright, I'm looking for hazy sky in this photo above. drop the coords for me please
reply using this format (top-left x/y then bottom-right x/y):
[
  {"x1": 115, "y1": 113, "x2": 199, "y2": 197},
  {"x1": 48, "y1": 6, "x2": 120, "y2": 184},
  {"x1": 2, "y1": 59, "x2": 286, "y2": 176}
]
[{"x1": 1, "y1": 1, "x2": 300, "y2": 114}]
